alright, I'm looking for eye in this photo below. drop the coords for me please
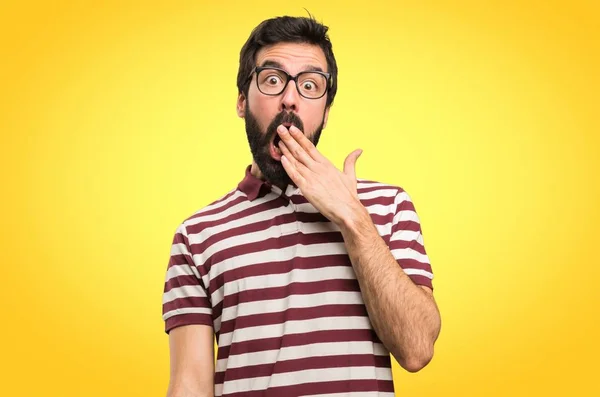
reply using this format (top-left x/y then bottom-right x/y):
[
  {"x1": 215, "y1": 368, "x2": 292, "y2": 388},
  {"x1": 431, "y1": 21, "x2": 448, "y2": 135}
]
[
  {"x1": 298, "y1": 72, "x2": 325, "y2": 93},
  {"x1": 302, "y1": 80, "x2": 317, "y2": 91},
  {"x1": 265, "y1": 74, "x2": 283, "y2": 86}
]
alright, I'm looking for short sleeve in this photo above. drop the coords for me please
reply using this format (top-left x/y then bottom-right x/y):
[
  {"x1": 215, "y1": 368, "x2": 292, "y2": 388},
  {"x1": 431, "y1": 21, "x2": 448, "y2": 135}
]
[
  {"x1": 388, "y1": 190, "x2": 434, "y2": 290},
  {"x1": 162, "y1": 223, "x2": 213, "y2": 334}
]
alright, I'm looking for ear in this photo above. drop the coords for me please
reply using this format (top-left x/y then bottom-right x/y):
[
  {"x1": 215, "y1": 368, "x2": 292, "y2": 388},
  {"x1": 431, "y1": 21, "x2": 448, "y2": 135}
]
[
  {"x1": 322, "y1": 106, "x2": 331, "y2": 129},
  {"x1": 236, "y1": 92, "x2": 246, "y2": 118}
]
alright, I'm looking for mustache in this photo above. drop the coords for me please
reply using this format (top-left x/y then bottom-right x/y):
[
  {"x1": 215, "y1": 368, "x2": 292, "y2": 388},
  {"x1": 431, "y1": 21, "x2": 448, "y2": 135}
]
[
  {"x1": 279, "y1": 112, "x2": 303, "y2": 128},
  {"x1": 266, "y1": 112, "x2": 304, "y2": 139}
]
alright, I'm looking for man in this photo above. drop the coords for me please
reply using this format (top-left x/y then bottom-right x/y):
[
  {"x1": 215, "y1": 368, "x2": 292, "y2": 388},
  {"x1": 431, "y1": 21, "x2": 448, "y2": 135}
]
[{"x1": 163, "y1": 15, "x2": 441, "y2": 397}]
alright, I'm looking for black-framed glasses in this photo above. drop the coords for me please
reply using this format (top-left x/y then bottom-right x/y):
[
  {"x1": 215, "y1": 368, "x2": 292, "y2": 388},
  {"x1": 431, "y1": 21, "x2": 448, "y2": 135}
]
[{"x1": 248, "y1": 66, "x2": 331, "y2": 99}]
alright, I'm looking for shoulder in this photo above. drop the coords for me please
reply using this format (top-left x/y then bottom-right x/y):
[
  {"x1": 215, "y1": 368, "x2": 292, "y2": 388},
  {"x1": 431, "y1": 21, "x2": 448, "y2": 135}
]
[
  {"x1": 356, "y1": 177, "x2": 408, "y2": 200},
  {"x1": 356, "y1": 178, "x2": 420, "y2": 223},
  {"x1": 178, "y1": 187, "x2": 243, "y2": 231}
]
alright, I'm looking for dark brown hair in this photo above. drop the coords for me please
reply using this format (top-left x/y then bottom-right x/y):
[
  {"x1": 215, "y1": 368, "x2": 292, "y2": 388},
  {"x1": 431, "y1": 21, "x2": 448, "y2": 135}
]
[{"x1": 237, "y1": 15, "x2": 338, "y2": 107}]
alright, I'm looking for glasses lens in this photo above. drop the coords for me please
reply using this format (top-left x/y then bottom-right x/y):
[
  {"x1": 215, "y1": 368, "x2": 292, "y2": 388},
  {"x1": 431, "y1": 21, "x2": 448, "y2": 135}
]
[
  {"x1": 297, "y1": 72, "x2": 327, "y2": 98},
  {"x1": 257, "y1": 68, "x2": 288, "y2": 95}
]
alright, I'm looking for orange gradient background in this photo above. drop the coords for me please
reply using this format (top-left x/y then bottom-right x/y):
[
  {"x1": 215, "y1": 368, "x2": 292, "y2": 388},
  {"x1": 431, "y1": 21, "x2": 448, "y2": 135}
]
[{"x1": 1, "y1": 1, "x2": 599, "y2": 396}]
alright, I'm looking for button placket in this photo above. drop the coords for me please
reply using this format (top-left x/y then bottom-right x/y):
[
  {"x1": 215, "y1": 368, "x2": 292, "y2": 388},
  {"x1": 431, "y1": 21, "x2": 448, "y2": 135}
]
[{"x1": 279, "y1": 187, "x2": 300, "y2": 236}]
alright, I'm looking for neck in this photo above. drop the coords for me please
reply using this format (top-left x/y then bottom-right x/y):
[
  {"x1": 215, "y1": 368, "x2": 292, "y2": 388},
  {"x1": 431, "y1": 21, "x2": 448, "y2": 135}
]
[
  {"x1": 250, "y1": 161, "x2": 291, "y2": 191},
  {"x1": 250, "y1": 161, "x2": 266, "y2": 181}
]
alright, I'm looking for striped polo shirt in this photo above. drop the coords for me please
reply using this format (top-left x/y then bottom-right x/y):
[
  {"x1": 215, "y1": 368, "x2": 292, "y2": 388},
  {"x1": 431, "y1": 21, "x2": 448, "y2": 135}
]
[{"x1": 162, "y1": 165, "x2": 434, "y2": 397}]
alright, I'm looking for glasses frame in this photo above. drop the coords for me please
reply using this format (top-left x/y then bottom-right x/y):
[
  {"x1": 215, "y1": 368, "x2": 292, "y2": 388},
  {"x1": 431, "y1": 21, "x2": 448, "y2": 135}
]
[{"x1": 248, "y1": 66, "x2": 331, "y2": 100}]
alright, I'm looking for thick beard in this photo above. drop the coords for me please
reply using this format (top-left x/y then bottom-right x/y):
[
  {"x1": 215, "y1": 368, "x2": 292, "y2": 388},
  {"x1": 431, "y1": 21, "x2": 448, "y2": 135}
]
[{"x1": 244, "y1": 106, "x2": 324, "y2": 189}]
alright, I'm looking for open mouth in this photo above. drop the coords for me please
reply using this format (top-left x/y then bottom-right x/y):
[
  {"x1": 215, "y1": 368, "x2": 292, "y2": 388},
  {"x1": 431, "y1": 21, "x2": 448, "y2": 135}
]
[
  {"x1": 268, "y1": 116, "x2": 301, "y2": 161},
  {"x1": 270, "y1": 134, "x2": 283, "y2": 161}
]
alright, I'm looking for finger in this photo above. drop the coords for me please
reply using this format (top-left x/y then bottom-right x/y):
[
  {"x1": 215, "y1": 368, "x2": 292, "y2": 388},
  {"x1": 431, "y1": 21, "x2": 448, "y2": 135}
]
[
  {"x1": 343, "y1": 149, "x2": 363, "y2": 180},
  {"x1": 287, "y1": 125, "x2": 324, "y2": 162},
  {"x1": 281, "y1": 155, "x2": 305, "y2": 188},
  {"x1": 277, "y1": 125, "x2": 314, "y2": 166},
  {"x1": 278, "y1": 140, "x2": 309, "y2": 176},
  {"x1": 277, "y1": 141, "x2": 298, "y2": 179}
]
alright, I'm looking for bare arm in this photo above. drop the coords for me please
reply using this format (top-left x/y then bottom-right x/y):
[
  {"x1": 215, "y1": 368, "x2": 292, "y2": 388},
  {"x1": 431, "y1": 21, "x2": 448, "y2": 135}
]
[
  {"x1": 339, "y1": 206, "x2": 441, "y2": 373},
  {"x1": 273, "y1": 125, "x2": 441, "y2": 371},
  {"x1": 166, "y1": 325, "x2": 215, "y2": 397}
]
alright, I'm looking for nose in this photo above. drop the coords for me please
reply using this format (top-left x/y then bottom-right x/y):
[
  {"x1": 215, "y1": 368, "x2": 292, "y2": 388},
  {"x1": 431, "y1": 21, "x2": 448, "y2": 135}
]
[{"x1": 279, "y1": 80, "x2": 300, "y2": 112}]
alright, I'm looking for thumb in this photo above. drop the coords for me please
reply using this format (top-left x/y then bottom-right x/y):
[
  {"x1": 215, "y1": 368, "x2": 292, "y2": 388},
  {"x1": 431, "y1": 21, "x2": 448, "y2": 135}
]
[{"x1": 343, "y1": 149, "x2": 363, "y2": 180}]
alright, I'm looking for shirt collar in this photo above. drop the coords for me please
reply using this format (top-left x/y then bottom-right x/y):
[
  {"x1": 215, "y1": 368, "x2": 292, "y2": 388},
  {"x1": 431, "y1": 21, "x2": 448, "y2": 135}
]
[
  {"x1": 237, "y1": 165, "x2": 270, "y2": 201},
  {"x1": 237, "y1": 164, "x2": 298, "y2": 201}
]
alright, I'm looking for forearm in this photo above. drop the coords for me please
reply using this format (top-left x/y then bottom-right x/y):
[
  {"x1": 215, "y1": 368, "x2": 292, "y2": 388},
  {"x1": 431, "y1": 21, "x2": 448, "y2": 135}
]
[{"x1": 339, "y1": 204, "x2": 441, "y2": 372}]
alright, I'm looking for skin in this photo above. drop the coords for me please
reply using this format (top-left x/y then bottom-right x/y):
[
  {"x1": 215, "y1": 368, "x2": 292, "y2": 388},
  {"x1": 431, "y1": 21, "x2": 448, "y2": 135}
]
[
  {"x1": 239, "y1": 41, "x2": 441, "y2": 371},
  {"x1": 276, "y1": 124, "x2": 442, "y2": 371},
  {"x1": 167, "y1": 41, "x2": 442, "y2": 397},
  {"x1": 236, "y1": 42, "x2": 331, "y2": 186},
  {"x1": 167, "y1": 325, "x2": 214, "y2": 397}
]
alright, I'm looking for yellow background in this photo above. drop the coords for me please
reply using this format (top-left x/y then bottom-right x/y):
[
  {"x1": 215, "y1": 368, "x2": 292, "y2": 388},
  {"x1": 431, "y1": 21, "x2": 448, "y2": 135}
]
[{"x1": 1, "y1": 0, "x2": 598, "y2": 396}]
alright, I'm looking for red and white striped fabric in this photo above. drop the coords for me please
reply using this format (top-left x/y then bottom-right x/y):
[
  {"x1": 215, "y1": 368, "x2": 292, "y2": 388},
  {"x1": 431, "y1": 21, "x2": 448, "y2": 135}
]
[{"x1": 162, "y1": 165, "x2": 434, "y2": 396}]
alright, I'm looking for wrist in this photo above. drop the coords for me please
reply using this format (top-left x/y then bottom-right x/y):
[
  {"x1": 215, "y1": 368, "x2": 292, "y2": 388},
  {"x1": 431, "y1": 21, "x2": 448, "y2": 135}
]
[{"x1": 337, "y1": 201, "x2": 373, "y2": 237}]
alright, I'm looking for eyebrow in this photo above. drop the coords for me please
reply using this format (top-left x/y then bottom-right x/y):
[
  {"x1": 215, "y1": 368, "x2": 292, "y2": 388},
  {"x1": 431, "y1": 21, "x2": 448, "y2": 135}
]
[{"x1": 259, "y1": 60, "x2": 326, "y2": 73}]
